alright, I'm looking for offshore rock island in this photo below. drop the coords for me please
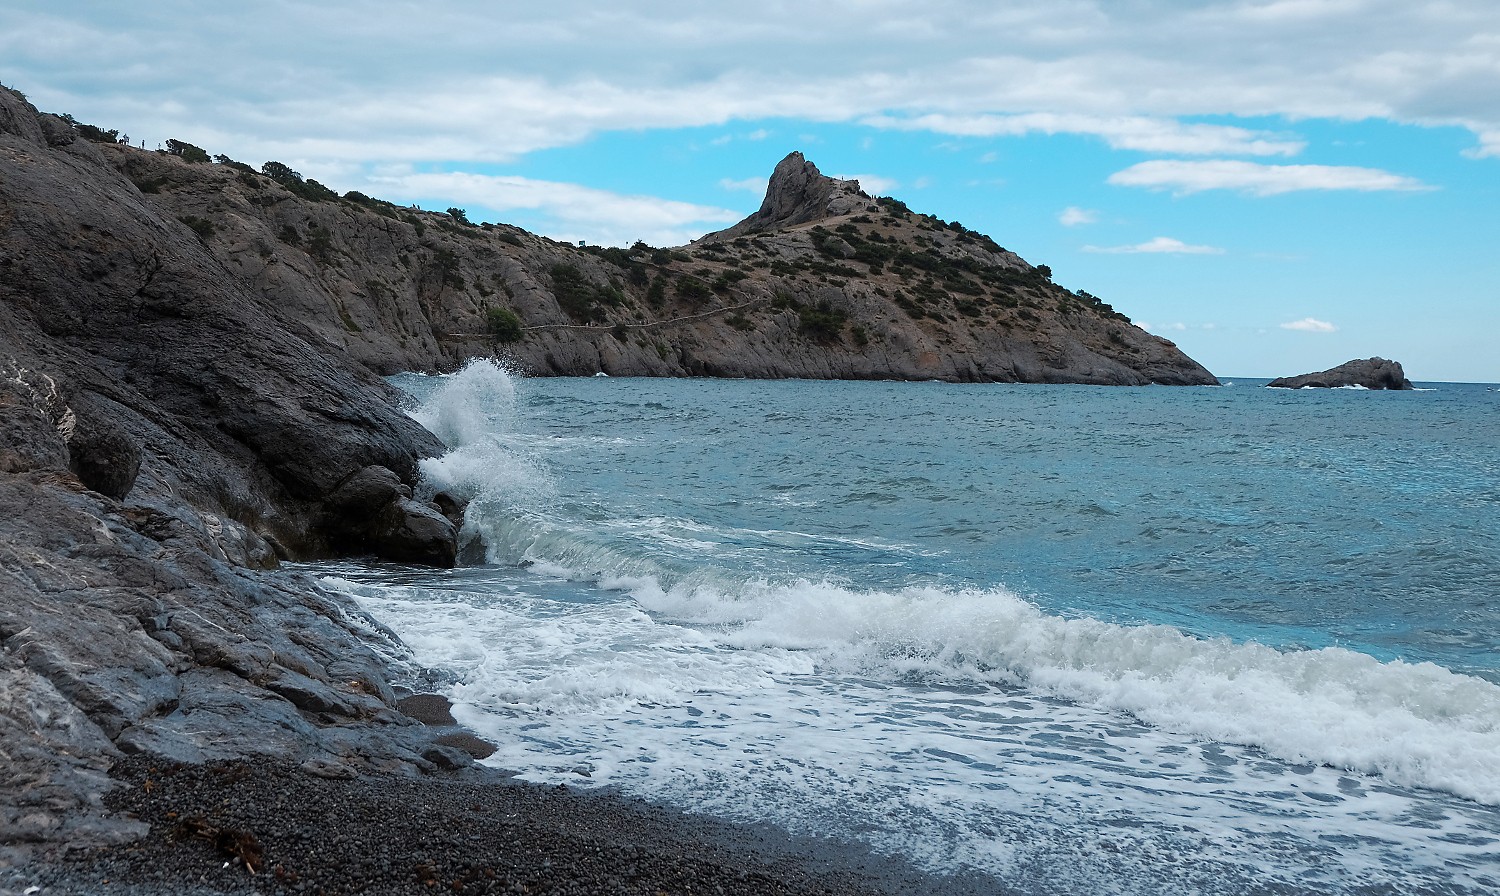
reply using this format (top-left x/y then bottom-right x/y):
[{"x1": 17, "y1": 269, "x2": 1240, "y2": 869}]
[
  {"x1": 2, "y1": 84, "x2": 1212, "y2": 890},
  {"x1": 1267, "y1": 357, "x2": 1414, "y2": 390}
]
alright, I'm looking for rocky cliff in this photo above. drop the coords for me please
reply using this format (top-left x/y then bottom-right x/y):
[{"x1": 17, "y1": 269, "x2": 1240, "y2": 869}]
[
  {"x1": 1, "y1": 87, "x2": 477, "y2": 864},
  {"x1": 79, "y1": 140, "x2": 1216, "y2": 386}
]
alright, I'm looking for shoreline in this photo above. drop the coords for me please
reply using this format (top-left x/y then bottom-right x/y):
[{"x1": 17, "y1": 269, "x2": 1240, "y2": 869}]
[{"x1": 13, "y1": 755, "x2": 1002, "y2": 896}]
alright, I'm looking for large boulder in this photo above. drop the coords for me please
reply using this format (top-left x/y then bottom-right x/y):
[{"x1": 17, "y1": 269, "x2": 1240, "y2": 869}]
[
  {"x1": 1267, "y1": 357, "x2": 1414, "y2": 390},
  {"x1": 324, "y1": 465, "x2": 458, "y2": 566}
]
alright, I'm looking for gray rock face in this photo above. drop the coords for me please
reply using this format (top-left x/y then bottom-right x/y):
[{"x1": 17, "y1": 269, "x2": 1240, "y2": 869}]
[
  {"x1": 0, "y1": 86, "x2": 450, "y2": 557},
  {"x1": 324, "y1": 465, "x2": 458, "y2": 566},
  {"x1": 0, "y1": 475, "x2": 466, "y2": 860},
  {"x1": 0, "y1": 86, "x2": 470, "y2": 864},
  {"x1": 375, "y1": 497, "x2": 459, "y2": 567},
  {"x1": 1267, "y1": 357, "x2": 1414, "y2": 390}
]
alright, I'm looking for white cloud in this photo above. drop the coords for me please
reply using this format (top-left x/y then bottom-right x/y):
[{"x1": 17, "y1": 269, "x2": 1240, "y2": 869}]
[
  {"x1": 1058, "y1": 206, "x2": 1098, "y2": 226},
  {"x1": 1108, "y1": 159, "x2": 1433, "y2": 195},
  {"x1": 367, "y1": 171, "x2": 740, "y2": 247},
  {"x1": 8, "y1": 1, "x2": 1500, "y2": 168},
  {"x1": 719, "y1": 176, "x2": 769, "y2": 193},
  {"x1": 1280, "y1": 317, "x2": 1339, "y2": 332},
  {"x1": 864, "y1": 113, "x2": 1305, "y2": 156},
  {"x1": 833, "y1": 173, "x2": 899, "y2": 196},
  {"x1": 1083, "y1": 236, "x2": 1226, "y2": 255}
]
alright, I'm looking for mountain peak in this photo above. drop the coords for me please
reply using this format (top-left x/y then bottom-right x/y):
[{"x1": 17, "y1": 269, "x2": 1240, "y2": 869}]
[{"x1": 703, "y1": 151, "x2": 869, "y2": 242}]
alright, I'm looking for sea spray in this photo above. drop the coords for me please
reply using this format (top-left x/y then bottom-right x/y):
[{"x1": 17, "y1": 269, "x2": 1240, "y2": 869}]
[{"x1": 405, "y1": 360, "x2": 556, "y2": 557}]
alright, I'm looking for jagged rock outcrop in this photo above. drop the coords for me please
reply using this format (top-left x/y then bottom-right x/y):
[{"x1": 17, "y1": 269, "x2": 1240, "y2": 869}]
[
  {"x1": 0, "y1": 86, "x2": 452, "y2": 561},
  {"x1": 1267, "y1": 357, "x2": 1414, "y2": 390},
  {"x1": 701, "y1": 151, "x2": 870, "y2": 240}
]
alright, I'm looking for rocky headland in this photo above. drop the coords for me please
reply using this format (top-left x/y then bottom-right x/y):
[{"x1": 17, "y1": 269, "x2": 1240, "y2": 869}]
[
  {"x1": 2, "y1": 83, "x2": 1212, "y2": 891},
  {"x1": 70, "y1": 132, "x2": 1215, "y2": 385},
  {"x1": 1266, "y1": 357, "x2": 1414, "y2": 390}
]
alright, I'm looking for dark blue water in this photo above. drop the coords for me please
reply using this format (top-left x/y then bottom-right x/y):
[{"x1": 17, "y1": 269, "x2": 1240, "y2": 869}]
[{"x1": 324, "y1": 368, "x2": 1500, "y2": 895}]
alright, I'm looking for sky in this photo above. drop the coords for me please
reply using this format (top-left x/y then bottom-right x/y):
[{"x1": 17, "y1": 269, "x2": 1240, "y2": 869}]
[{"x1": 2, "y1": 1, "x2": 1497, "y2": 382}]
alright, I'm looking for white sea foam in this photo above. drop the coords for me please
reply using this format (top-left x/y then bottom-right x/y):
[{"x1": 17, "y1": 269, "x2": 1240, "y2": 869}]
[
  {"x1": 405, "y1": 360, "x2": 556, "y2": 555},
  {"x1": 372, "y1": 361, "x2": 1500, "y2": 892},
  {"x1": 608, "y1": 576, "x2": 1500, "y2": 806},
  {"x1": 332, "y1": 569, "x2": 1500, "y2": 893}
]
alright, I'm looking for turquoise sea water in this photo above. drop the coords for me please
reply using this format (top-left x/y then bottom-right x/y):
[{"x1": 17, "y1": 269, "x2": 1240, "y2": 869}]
[{"x1": 322, "y1": 365, "x2": 1500, "y2": 895}]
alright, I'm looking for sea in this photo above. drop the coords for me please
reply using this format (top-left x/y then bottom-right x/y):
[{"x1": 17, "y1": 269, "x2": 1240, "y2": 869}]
[{"x1": 318, "y1": 361, "x2": 1500, "y2": 895}]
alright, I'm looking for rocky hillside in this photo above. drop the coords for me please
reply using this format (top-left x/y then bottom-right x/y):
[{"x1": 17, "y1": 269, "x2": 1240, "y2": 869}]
[{"x1": 86, "y1": 137, "x2": 1215, "y2": 385}]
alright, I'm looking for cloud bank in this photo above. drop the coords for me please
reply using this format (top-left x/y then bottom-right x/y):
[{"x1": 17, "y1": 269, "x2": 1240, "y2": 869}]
[
  {"x1": 1280, "y1": 317, "x2": 1339, "y2": 332},
  {"x1": 1084, "y1": 237, "x2": 1226, "y2": 255},
  {"x1": 1109, "y1": 160, "x2": 1433, "y2": 196},
  {"x1": 5, "y1": 1, "x2": 1498, "y2": 165}
]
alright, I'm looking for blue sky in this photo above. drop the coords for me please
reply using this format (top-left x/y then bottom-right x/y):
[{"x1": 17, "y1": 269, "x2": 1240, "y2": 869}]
[{"x1": 2, "y1": 1, "x2": 1497, "y2": 381}]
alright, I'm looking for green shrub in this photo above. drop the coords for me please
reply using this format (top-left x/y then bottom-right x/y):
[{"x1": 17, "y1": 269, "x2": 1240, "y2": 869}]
[
  {"x1": 214, "y1": 154, "x2": 258, "y2": 174},
  {"x1": 307, "y1": 226, "x2": 335, "y2": 263},
  {"x1": 431, "y1": 249, "x2": 463, "y2": 288},
  {"x1": 551, "y1": 264, "x2": 603, "y2": 322},
  {"x1": 486, "y1": 307, "x2": 523, "y2": 343},
  {"x1": 165, "y1": 139, "x2": 209, "y2": 164},
  {"x1": 797, "y1": 301, "x2": 847, "y2": 343},
  {"x1": 73, "y1": 121, "x2": 120, "y2": 144},
  {"x1": 676, "y1": 276, "x2": 712, "y2": 303},
  {"x1": 179, "y1": 216, "x2": 214, "y2": 242}
]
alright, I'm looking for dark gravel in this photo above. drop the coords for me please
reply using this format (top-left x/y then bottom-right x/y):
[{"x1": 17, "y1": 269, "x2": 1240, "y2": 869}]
[{"x1": 11, "y1": 756, "x2": 1002, "y2": 896}]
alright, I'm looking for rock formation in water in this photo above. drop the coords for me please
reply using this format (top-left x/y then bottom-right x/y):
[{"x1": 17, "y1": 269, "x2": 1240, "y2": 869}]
[{"x1": 1267, "y1": 358, "x2": 1414, "y2": 390}]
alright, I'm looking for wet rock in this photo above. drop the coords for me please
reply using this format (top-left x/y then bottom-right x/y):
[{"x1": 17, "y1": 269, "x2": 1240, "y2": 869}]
[
  {"x1": 431, "y1": 489, "x2": 468, "y2": 530},
  {"x1": 398, "y1": 693, "x2": 457, "y2": 726},
  {"x1": 420, "y1": 743, "x2": 475, "y2": 770},
  {"x1": 373, "y1": 497, "x2": 458, "y2": 567},
  {"x1": 1267, "y1": 357, "x2": 1414, "y2": 390},
  {"x1": 435, "y1": 731, "x2": 498, "y2": 760},
  {"x1": 327, "y1": 464, "x2": 407, "y2": 518}
]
